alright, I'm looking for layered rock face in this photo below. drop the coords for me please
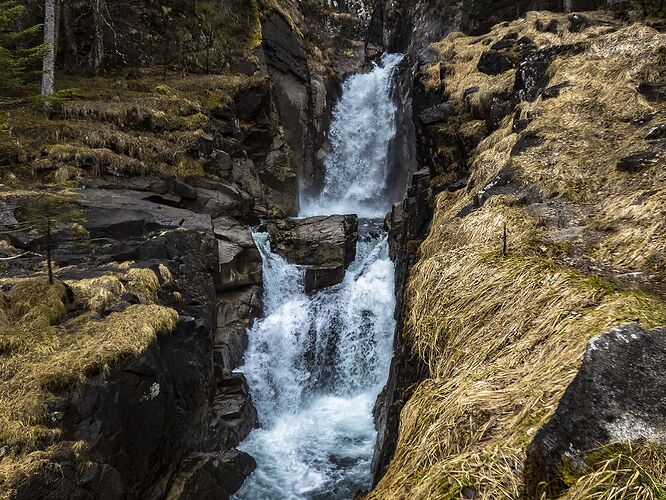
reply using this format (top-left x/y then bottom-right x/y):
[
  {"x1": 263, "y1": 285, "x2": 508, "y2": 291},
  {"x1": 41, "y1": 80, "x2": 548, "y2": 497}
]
[
  {"x1": 267, "y1": 215, "x2": 359, "y2": 291},
  {"x1": 1, "y1": 185, "x2": 261, "y2": 499}
]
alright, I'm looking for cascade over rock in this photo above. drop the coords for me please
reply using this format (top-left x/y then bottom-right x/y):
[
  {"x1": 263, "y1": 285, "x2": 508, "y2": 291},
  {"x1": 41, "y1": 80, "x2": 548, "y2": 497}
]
[
  {"x1": 267, "y1": 215, "x2": 359, "y2": 292},
  {"x1": 235, "y1": 46, "x2": 403, "y2": 499}
]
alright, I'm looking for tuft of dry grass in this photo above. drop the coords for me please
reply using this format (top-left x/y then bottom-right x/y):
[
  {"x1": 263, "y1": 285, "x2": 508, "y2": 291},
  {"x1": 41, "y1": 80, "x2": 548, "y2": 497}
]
[
  {"x1": 370, "y1": 11, "x2": 666, "y2": 500},
  {"x1": 0, "y1": 273, "x2": 178, "y2": 499},
  {"x1": 562, "y1": 443, "x2": 666, "y2": 500}
]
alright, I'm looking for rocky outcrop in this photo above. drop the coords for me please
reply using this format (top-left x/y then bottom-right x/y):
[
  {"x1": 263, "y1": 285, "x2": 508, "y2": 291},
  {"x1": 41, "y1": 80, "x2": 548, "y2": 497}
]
[
  {"x1": 1, "y1": 186, "x2": 261, "y2": 499},
  {"x1": 369, "y1": 5, "x2": 666, "y2": 498},
  {"x1": 214, "y1": 218, "x2": 262, "y2": 292},
  {"x1": 267, "y1": 215, "x2": 359, "y2": 292},
  {"x1": 371, "y1": 168, "x2": 431, "y2": 483},
  {"x1": 166, "y1": 450, "x2": 256, "y2": 500},
  {"x1": 525, "y1": 323, "x2": 666, "y2": 496}
]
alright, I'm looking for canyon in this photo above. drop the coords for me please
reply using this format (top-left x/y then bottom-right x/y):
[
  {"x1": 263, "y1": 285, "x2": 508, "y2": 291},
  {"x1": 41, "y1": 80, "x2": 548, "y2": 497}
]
[{"x1": 0, "y1": 0, "x2": 665, "y2": 499}]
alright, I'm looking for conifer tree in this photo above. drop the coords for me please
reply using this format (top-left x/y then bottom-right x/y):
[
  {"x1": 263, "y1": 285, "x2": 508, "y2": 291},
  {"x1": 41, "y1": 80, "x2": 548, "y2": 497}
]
[
  {"x1": 0, "y1": 1, "x2": 46, "y2": 94},
  {"x1": 17, "y1": 195, "x2": 85, "y2": 284}
]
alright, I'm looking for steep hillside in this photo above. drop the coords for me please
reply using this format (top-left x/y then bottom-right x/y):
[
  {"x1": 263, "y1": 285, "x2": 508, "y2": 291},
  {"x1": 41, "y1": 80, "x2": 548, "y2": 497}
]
[{"x1": 372, "y1": 9, "x2": 666, "y2": 499}]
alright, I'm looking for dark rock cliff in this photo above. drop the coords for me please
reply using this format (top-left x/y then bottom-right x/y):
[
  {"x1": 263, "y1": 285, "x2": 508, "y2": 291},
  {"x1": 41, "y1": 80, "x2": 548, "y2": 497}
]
[{"x1": 525, "y1": 323, "x2": 666, "y2": 497}]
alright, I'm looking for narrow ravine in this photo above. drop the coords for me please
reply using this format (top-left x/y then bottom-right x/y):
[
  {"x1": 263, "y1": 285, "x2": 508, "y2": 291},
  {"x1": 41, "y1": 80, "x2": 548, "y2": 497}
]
[{"x1": 235, "y1": 54, "x2": 403, "y2": 499}]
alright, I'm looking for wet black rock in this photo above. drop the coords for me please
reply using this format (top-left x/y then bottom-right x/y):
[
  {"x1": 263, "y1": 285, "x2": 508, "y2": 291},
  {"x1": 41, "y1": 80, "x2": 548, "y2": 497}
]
[
  {"x1": 514, "y1": 45, "x2": 583, "y2": 102},
  {"x1": 477, "y1": 50, "x2": 515, "y2": 75},
  {"x1": 267, "y1": 215, "x2": 359, "y2": 292},
  {"x1": 638, "y1": 83, "x2": 666, "y2": 102},
  {"x1": 617, "y1": 151, "x2": 660, "y2": 172},
  {"x1": 166, "y1": 450, "x2": 256, "y2": 500},
  {"x1": 525, "y1": 323, "x2": 666, "y2": 496},
  {"x1": 646, "y1": 123, "x2": 666, "y2": 140}
]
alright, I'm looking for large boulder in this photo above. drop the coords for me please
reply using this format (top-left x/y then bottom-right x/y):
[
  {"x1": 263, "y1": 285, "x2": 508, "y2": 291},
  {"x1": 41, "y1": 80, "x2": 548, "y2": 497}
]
[
  {"x1": 267, "y1": 215, "x2": 359, "y2": 292},
  {"x1": 76, "y1": 188, "x2": 213, "y2": 239},
  {"x1": 524, "y1": 323, "x2": 666, "y2": 496},
  {"x1": 213, "y1": 218, "x2": 262, "y2": 292},
  {"x1": 166, "y1": 450, "x2": 256, "y2": 500},
  {"x1": 214, "y1": 285, "x2": 262, "y2": 374}
]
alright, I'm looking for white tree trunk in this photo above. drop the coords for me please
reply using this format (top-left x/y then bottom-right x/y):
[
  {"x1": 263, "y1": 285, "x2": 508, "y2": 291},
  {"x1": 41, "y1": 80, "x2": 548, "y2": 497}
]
[{"x1": 42, "y1": 0, "x2": 55, "y2": 95}]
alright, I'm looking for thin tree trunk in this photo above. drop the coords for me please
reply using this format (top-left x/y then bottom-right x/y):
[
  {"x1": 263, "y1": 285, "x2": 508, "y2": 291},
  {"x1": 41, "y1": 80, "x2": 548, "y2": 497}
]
[
  {"x1": 54, "y1": 0, "x2": 61, "y2": 61},
  {"x1": 502, "y1": 223, "x2": 507, "y2": 257},
  {"x1": 62, "y1": 0, "x2": 78, "y2": 72},
  {"x1": 90, "y1": 0, "x2": 105, "y2": 75},
  {"x1": 46, "y1": 217, "x2": 53, "y2": 285},
  {"x1": 42, "y1": 0, "x2": 56, "y2": 95}
]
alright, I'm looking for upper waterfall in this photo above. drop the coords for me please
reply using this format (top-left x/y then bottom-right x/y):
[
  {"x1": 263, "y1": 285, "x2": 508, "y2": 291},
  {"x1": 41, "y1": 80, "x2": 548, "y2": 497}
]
[{"x1": 301, "y1": 53, "x2": 404, "y2": 218}]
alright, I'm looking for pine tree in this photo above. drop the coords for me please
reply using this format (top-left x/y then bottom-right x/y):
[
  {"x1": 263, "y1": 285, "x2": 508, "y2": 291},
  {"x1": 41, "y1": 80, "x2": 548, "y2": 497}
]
[
  {"x1": 16, "y1": 194, "x2": 85, "y2": 284},
  {"x1": 0, "y1": 0, "x2": 46, "y2": 94}
]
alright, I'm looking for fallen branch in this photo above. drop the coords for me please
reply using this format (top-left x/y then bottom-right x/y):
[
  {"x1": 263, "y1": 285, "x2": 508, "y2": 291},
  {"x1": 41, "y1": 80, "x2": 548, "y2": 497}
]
[{"x1": 0, "y1": 251, "x2": 43, "y2": 261}]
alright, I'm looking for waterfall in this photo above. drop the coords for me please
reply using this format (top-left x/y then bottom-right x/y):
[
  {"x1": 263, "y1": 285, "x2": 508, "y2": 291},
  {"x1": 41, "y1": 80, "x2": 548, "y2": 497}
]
[
  {"x1": 235, "y1": 54, "x2": 402, "y2": 499},
  {"x1": 301, "y1": 53, "x2": 404, "y2": 218}
]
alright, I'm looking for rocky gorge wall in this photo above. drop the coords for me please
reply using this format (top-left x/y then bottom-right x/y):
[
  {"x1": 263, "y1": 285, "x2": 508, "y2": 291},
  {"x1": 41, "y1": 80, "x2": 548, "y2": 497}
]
[
  {"x1": 368, "y1": 0, "x2": 666, "y2": 497},
  {"x1": 0, "y1": 1, "x2": 377, "y2": 498},
  {"x1": 2, "y1": 0, "x2": 665, "y2": 498}
]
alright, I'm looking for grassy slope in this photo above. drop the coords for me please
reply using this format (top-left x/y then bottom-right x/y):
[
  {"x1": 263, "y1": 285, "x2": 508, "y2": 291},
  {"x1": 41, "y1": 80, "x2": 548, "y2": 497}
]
[
  {"x1": 0, "y1": 0, "x2": 267, "y2": 187},
  {"x1": 0, "y1": 268, "x2": 178, "y2": 498},
  {"x1": 371, "y1": 12, "x2": 666, "y2": 500}
]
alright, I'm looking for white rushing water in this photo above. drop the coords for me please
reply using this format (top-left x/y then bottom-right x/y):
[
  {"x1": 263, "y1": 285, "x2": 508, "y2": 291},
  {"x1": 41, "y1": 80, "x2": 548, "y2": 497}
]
[
  {"x1": 236, "y1": 229, "x2": 395, "y2": 499},
  {"x1": 235, "y1": 53, "x2": 402, "y2": 499},
  {"x1": 301, "y1": 53, "x2": 404, "y2": 218}
]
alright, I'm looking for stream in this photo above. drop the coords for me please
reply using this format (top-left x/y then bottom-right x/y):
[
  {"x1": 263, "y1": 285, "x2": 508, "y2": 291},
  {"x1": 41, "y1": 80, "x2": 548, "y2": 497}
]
[{"x1": 235, "y1": 53, "x2": 403, "y2": 500}]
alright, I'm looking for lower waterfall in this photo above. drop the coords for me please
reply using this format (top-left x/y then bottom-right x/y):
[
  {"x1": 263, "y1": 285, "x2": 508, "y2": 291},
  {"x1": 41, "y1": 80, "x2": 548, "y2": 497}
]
[
  {"x1": 235, "y1": 54, "x2": 403, "y2": 499},
  {"x1": 235, "y1": 223, "x2": 395, "y2": 499}
]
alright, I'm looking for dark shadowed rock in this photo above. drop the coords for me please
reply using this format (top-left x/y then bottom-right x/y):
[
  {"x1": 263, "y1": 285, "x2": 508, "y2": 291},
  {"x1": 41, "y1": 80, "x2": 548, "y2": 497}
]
[
  {"x1": 477, "y1": 50, "x2": 515, "y2": 75},
  {"x1": 418, "y1": 103, "x2": 453, "y2": 125},
  {"x1": 166, "y1": 450, "x2": 256, "y2": 500},
  {"x1": 511, "y1": 132, "x2": 544, "y2": 155},
  {"x1": 536, "y1": 19, "x2": 559, "y2": 33},
  {"x1": 267, "y1": 215, "x2": 358, "y2": 292},
  {"x1": 638, "y1": 83, "x2": 666, "y2": 101},
  {"x1": 525, "y1": 323, "x2": 666, "y2": 496},
  {"x1": 568, "y1": 13, "x2": 611, "y2": 33},
  {"x1": 303, "y1": 266, "x2": 347, "y2": 292},
  {"x1": 214, "y1": 285, "x2": 262, "y2": 373},
  {"x1": 617, "y1": 151, "x2": 660, "y2": 172},
  {"x1": 646, "y1": 123, "x2": 666, "y2": 140},
  {"x1": 203, "y1": 374, "x2": 258, "y2": 452},
  {"x1": 514, "y1": 45, "x2": 583, "y2": 102},
  {"x1": 213, "y1": 217, "x2": 262, "y2": 292},
  {"x1": 542, "y1": 82, "x2": 571, "y2": 99}
]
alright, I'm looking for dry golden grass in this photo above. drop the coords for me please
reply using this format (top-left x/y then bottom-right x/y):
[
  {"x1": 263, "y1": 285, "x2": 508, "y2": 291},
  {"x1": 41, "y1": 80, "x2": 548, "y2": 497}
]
[
  {"x1": 0, "y1": 69, "x2": 263, "y2": 186},
  {"x1": 371, "y1": 12, "x2": 666, "y2": 500},
  {"x1": 0, "y1": 272, "x2": 177, "y2": 499}
]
